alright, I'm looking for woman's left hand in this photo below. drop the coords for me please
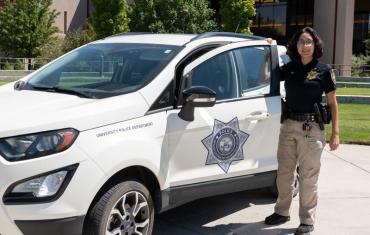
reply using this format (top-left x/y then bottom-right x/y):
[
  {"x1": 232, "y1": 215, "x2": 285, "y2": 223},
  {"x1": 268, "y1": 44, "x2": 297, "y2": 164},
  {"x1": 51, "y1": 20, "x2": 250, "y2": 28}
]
[{"x1": 329, "y1": 134, "x2": 339, "y2": 151}]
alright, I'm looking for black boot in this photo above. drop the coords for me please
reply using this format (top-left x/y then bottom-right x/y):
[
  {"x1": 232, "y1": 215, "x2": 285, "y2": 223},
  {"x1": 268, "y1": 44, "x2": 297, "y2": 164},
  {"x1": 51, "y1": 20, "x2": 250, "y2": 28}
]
[
  {"x1": 294, "y1": 223, "x2": 314, "y2": 235},
  {"x1": 264, "y1": 213, "x2": 290, "y2": 225}
]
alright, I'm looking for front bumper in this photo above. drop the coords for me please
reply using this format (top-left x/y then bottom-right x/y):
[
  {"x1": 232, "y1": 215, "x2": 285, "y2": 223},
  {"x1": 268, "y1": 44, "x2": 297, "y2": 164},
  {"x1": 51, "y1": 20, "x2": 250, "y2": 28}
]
[
  {"x1": 15, "y1": 216, "x2": 85, "y2": 235},
  {"x1": 0, "y1": 144, "x2": 106, "y2": 235}
]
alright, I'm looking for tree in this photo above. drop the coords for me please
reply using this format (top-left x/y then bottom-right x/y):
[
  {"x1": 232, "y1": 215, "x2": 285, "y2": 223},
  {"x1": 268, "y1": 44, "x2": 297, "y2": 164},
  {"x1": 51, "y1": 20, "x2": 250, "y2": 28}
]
[
  {"x1": 90, "y1": 0, "x2": 130, "y2": 39},
  {"x1": 0, "y1": 0, "x2": 59, "y2": 58},
  {"x1": 129, "y1": 0, "x2": 216, "y2": 33},
  {"x1": 62, "y1": 22, "x2": 96, "y2": 53},
  {"x1": 219, "y1": 0, "x2": 256, "y2": 34}
]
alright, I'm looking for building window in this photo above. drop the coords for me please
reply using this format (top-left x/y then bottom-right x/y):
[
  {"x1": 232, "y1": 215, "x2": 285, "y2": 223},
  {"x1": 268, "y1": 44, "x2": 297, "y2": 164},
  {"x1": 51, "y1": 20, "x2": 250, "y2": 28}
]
[
  {"x1": 251, "y1": 0, "x2": 313, "y2": 45},
  {"x1": 353, "y1": 0, "x2": 370, "y2": 54},
  {"x1": 64, "y1": 11, "x2": 68, "y2": 34}
]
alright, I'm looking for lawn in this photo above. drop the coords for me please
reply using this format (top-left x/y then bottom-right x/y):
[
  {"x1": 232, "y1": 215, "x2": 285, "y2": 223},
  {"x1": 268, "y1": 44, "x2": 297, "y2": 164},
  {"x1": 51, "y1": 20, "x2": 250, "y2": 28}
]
[
  {"x1": 336, "y1": 87, "x2": 370, "y2": 96},
  {"x1": 326, "y1": 103, "x2": 370, "y2": 145},
  {"x1": 0, "y1": 80, "x2": 9, "y2": 86}
]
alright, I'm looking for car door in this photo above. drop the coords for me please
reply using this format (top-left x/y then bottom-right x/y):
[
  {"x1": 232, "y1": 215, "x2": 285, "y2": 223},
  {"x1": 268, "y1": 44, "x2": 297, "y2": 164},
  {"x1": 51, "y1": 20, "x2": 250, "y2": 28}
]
[{"x1": 165, "y1": 40, "x2": 281, "y2": 187}]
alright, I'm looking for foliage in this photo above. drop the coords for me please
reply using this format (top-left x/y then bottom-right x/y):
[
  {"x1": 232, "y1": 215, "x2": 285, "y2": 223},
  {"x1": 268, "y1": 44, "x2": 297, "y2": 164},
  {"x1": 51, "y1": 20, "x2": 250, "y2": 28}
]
[
  {"x1": 365, "y1": 38, "x2": 370, "y2": 55},
  {"x1": 2, "y1": 61, "x2": 13, "y2": 70},
  {"x1": 219, "y1": 0, "x2": 256, "y2": 34},
  {"x1": 33, "y1": 58, "x2": 49, "y2": 70},
  {"x1": 38, "y1": 36, "x2": 64, "y2": 61},
  {"x1": 0, "y1": 0, "x2": 59, "y2": 58},
  {"x1": 62, "y1": 22, "x2": 96, "y2": 53},
  {"x1": 14, "y1": 59, "x2": 24, "y2": 70},
  {"x1": 129, "y1": 0, "x2": 216, "y2": 33},
  {"x1": 352, "y1": 54, "x2": 370, "y2": 77},
  {"x1": 90, "y1": 0, "x2": 129, "y2": 39}
]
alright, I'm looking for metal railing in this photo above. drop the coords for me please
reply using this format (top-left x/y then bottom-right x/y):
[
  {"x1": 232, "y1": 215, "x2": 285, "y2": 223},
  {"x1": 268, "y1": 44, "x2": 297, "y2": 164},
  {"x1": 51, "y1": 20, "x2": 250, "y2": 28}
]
[
  {"x1": 0, "y1": 57, "x2": 49, "y2": 70},
  {"x1": 330, "y1": 64, "x2": 370, "y2": 77}
]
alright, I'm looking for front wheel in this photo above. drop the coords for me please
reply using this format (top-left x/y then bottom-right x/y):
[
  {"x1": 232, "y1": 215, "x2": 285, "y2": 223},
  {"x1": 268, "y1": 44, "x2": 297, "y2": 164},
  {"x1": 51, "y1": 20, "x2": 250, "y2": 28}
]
[{"x1": 84, "y1": 181, "x2": 154, "y2": 235}]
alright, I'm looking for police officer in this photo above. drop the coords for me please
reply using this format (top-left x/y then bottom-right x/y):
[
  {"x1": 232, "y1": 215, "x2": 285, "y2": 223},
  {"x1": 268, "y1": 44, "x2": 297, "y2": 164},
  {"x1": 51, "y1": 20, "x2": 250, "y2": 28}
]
[{"x1": 265, "y1": 27, "x2": 340, "y2": 235}]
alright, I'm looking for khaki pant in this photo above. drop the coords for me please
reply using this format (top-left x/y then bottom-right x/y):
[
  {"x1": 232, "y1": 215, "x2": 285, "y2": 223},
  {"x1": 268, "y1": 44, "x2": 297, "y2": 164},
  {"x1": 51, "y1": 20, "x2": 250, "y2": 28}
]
[{"x1": 274, "y1": 119, "x2": 326, "y2": 225}]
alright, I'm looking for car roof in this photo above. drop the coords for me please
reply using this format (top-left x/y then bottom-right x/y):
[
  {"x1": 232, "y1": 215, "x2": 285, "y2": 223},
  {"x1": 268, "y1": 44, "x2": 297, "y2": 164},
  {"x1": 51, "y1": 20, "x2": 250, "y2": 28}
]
[
  {"x1": 93, "y1": 33, "x2": 196, "y2": 46},
  {"x1": 92, "y1": 32, "x2": 266, "y2": 46}
]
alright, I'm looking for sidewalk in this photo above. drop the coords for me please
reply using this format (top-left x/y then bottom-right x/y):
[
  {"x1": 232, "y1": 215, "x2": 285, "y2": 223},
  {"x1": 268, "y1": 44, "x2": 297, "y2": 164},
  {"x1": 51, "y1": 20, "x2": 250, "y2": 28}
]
[{"x1": 153, "y1": 144, "x2": 370, "y2": 235}]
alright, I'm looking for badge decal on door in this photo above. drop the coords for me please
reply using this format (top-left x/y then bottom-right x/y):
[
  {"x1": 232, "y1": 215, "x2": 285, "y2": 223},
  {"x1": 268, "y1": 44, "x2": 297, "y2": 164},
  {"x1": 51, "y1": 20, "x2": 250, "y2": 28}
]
[{"x1": 202, "y1": 117, "x2": 249, "y2": 173}]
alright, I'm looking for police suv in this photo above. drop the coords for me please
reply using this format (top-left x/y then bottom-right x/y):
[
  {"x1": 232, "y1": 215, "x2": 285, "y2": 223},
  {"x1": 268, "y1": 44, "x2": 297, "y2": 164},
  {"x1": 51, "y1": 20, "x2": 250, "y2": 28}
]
[{"x1": 0, "y1": 32, "x2": 285, "y2": 235}]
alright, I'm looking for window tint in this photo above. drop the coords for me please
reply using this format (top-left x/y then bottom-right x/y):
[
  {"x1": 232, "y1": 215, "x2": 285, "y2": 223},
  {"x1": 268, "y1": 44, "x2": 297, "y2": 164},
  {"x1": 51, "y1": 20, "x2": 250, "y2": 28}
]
[
  {"x1": 190, "y1": 51, "x2": 238, "y2": 100},
  {"x1": 233, "y1": 46, "x2": 271, "y2": 97}
]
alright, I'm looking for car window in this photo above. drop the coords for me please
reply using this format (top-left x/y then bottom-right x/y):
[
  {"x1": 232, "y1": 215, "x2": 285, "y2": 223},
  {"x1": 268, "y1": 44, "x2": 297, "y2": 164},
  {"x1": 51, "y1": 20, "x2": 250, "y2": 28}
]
[
  {"x1": 233, "y1": 46, "x2": 271, "y2": 97},
  {"x1": 189, "y1": 51, "x2": 238, "y2": 100},
  {"x1": 27, "y1": 43, "x2": 181, "y2": 98}
]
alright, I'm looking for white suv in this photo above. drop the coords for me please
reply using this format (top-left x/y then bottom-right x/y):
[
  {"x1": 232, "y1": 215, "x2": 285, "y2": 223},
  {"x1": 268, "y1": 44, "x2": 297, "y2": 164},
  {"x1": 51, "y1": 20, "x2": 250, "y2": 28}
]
[{"x1": 0, "y1": 32, "x2": 284, "y2": 235}]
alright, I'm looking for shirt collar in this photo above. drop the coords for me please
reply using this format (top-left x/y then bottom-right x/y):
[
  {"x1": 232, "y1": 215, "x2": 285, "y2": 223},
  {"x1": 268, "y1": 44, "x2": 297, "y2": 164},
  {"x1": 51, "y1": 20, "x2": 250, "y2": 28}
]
[{"x1": 298, "y1": 58, "x2": 318, "y2": 69}]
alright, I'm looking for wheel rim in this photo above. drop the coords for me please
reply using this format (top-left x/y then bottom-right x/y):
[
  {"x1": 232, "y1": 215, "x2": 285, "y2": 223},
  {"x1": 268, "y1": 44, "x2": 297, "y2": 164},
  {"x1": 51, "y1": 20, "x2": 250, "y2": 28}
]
[{"x1": 105, "y1": 191, "x2": 150, "y2": 235}]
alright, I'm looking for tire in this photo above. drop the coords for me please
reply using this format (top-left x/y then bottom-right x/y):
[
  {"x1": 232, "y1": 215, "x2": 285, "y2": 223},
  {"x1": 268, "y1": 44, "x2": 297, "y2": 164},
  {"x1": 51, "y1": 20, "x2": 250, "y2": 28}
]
[
  {"x1": 269, "y1": 168, "x2": 299, "y2": 198},
  {"x1": 84, "y1": 181, "x2": 154, "y2": 235}
]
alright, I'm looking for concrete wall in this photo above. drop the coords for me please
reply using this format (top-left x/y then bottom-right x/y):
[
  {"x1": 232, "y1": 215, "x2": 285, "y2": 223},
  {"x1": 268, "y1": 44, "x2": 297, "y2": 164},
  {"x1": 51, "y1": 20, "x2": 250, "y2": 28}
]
[
  {"x1": 314, "y1": 0, "x2": 354, "y2": 76},
  {"x1": 51, "y1": 0, "x2": 91, "y2": 34}
]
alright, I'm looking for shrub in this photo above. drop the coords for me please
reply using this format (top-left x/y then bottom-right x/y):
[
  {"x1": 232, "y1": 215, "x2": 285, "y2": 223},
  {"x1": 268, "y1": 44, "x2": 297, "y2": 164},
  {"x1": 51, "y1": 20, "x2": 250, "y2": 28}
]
[
  {"x1": 39, "y1": 37, "x2": 64, "y2": 61},
  {"x1": 3, "y1": 61, "x2": 14, "y2": 70},
  {"x1": 62, "y1": 22, "x2": 96, "y2": 53},
  {"x1": 352, "y1": 54, "x2": 370, "y2": 77},
  {"x1": 33, "y1": 58, "x2": 48, "y2": 70},
  {"x1": 14, "y1": 59, "x2": 25, "y2": 70}
]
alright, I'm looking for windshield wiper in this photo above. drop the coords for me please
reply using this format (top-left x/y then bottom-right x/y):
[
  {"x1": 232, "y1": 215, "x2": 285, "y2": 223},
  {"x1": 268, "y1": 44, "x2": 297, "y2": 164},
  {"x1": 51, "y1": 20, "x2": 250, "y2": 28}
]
[{"x1": 30, "y1": 85, "x2": 95, "y2": 98}]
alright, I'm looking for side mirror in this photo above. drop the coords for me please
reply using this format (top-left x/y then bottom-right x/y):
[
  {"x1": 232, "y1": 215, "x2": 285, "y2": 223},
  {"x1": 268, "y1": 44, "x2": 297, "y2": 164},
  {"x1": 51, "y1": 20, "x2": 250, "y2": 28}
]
[
  {"x1": 14, "y1": 80, "x2": 26, "y2": 90},
  {"x1": 178, "y1": 86, "x2": 216, "y2": 121}
]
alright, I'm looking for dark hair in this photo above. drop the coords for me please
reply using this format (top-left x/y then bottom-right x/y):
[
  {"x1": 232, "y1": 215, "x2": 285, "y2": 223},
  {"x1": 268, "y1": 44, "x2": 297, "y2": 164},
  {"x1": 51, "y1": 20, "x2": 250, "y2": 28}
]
[{"x1": 286, "y1": 27, "x2": 324, "y2": 62}]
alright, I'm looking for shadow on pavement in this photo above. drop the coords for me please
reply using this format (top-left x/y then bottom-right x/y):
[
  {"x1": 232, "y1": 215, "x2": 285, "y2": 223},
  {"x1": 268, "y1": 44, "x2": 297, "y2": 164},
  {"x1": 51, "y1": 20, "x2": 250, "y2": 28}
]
[{"x1": 153, "y1": 188, "x2": 295, "y2": 235}]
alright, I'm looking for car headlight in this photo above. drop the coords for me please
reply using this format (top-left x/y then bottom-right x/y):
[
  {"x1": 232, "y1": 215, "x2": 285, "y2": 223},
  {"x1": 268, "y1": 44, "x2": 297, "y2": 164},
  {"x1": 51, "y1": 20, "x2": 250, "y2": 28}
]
[
  {"x1": 0, "y1": 128, "x2": 78, "y2": 162},
  {"x1": 3, "y1": 164, "x2": 78, "y2": 204}
]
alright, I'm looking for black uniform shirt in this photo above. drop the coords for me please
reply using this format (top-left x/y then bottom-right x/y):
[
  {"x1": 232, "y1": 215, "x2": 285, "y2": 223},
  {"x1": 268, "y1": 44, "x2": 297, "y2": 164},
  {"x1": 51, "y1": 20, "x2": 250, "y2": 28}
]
[{"x1": 281, "y1": 59, "x2": 336, "y2": 113}]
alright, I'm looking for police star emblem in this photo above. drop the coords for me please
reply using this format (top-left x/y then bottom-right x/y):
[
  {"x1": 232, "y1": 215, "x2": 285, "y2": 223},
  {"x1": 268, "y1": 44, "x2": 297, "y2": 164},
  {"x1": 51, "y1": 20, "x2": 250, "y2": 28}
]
[
  {"x1": 202, "y1": 117, "x2": 249, "y2": 173},
  {"x1": 307, "y1": 69, "x2": 319, "y2": 80}
]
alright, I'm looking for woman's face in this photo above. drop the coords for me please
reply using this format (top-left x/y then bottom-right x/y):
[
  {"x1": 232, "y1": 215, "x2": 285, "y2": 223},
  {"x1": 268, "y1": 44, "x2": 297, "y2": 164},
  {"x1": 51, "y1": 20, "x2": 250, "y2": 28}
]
[{"x1": 297, "y1": 32, "x2": 315, "y2": 61}]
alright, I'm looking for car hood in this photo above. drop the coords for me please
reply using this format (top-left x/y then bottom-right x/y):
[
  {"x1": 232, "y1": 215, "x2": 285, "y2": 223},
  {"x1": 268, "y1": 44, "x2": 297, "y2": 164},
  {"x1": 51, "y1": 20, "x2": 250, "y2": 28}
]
[{"x1": 0, "y1": 90, "x2": 149, "y2": 138}]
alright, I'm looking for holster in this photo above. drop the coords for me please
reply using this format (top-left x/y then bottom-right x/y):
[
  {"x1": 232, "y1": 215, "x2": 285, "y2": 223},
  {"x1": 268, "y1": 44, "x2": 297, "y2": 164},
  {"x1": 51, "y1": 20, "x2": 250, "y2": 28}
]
[
  {"x1": 313, "y1": 103, "x2": 325, "y2": 130},
  {"x1": 319, "y1": 104, "x2": 332, "y2": 124},
  {"x1": 280, "y1": 99, "x2": 288, "y2": 124}
]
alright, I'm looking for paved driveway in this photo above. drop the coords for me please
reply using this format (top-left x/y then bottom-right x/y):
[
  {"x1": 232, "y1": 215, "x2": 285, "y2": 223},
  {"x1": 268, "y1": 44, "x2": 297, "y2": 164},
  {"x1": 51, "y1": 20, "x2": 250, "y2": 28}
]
[{"x1": 153, "y1": 144, "x2": 370, "y2": 235}]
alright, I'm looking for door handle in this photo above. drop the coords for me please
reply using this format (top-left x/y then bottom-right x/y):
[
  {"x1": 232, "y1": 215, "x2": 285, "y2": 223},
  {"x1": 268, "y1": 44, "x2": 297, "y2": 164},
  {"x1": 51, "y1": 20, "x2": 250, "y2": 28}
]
[{"x1": 246, "y1": 111, "x2": 270, "y2": 121}]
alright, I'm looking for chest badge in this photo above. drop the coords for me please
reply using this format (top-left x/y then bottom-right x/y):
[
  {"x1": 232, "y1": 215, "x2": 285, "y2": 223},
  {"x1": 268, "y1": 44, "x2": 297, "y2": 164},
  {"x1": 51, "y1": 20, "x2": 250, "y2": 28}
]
[
  {"x1": 307, "y1": 69, "x2": 319, "y2": 80},
  {"x1": 202, "y1": 117, "x2": 249, "y2": 173}
]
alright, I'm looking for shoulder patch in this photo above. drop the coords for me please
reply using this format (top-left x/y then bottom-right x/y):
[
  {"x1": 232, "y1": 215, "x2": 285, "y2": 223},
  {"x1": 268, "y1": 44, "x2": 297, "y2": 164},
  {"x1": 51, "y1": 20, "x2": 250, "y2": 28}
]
[{"x1": 330, "y1": 69, "x2": 336, "y2": 84}]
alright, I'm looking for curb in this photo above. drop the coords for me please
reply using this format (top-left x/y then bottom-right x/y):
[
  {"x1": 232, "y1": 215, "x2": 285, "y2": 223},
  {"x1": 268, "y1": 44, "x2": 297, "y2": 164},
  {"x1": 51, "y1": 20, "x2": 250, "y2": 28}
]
[
  {"x1": 336, "y1": 82, "x2": 370, "y2": 88},
  {"x1": 323, "y1": 95, "x2": 370, "y2": 104},
  {"x1": 336, "y1": 76, "x2": 370, "y2": 83}
]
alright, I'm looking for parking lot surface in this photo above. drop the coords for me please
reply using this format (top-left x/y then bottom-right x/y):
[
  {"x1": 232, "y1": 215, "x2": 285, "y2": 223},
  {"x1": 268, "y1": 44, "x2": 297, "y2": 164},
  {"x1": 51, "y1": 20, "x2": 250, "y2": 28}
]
[{"x1": 153, "y1": 144, "x2": 370, "y2": 235}]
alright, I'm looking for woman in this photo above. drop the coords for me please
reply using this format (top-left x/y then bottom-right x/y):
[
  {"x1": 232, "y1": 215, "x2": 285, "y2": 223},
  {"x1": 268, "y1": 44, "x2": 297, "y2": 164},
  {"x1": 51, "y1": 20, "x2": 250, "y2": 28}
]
[{"x1": 265, "y1": 27, "x2": 340, "y2": 235}]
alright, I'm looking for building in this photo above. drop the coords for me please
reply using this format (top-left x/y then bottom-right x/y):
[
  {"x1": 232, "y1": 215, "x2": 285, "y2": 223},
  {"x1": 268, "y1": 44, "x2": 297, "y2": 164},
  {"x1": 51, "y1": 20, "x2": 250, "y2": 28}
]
[
  {"x1": 51, "y1": 0, "x2": 92, "y2": 35},
  {"x1": 248, "y1": 0, "x2": 370, "y2": 75}
]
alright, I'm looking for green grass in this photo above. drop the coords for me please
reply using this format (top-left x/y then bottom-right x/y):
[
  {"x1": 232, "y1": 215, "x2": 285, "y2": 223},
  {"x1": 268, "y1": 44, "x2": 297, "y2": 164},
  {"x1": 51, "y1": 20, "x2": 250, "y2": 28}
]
[
  {"x1": 336, "y1": 87, "x2": 370, "y2": 96},
  {"x1": 0, "y1": 80, "x2": 9, "y2": 85},
  {"x1": 326, "y1": 103, "x2": 370, "y2": 145}
]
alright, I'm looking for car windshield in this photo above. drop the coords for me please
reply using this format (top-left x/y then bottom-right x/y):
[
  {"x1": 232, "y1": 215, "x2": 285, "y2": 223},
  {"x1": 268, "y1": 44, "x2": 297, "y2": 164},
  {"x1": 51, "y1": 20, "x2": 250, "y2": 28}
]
[{"x1": 26, "y1": 43, "x2": 181, "y2": 98}]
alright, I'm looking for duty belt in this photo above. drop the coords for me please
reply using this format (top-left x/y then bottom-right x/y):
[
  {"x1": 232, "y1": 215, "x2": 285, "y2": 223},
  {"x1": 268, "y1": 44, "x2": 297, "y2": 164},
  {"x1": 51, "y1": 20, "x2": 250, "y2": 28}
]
[{"x1": 287, "y1": 113, "x2": 317, "y2": 122}]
